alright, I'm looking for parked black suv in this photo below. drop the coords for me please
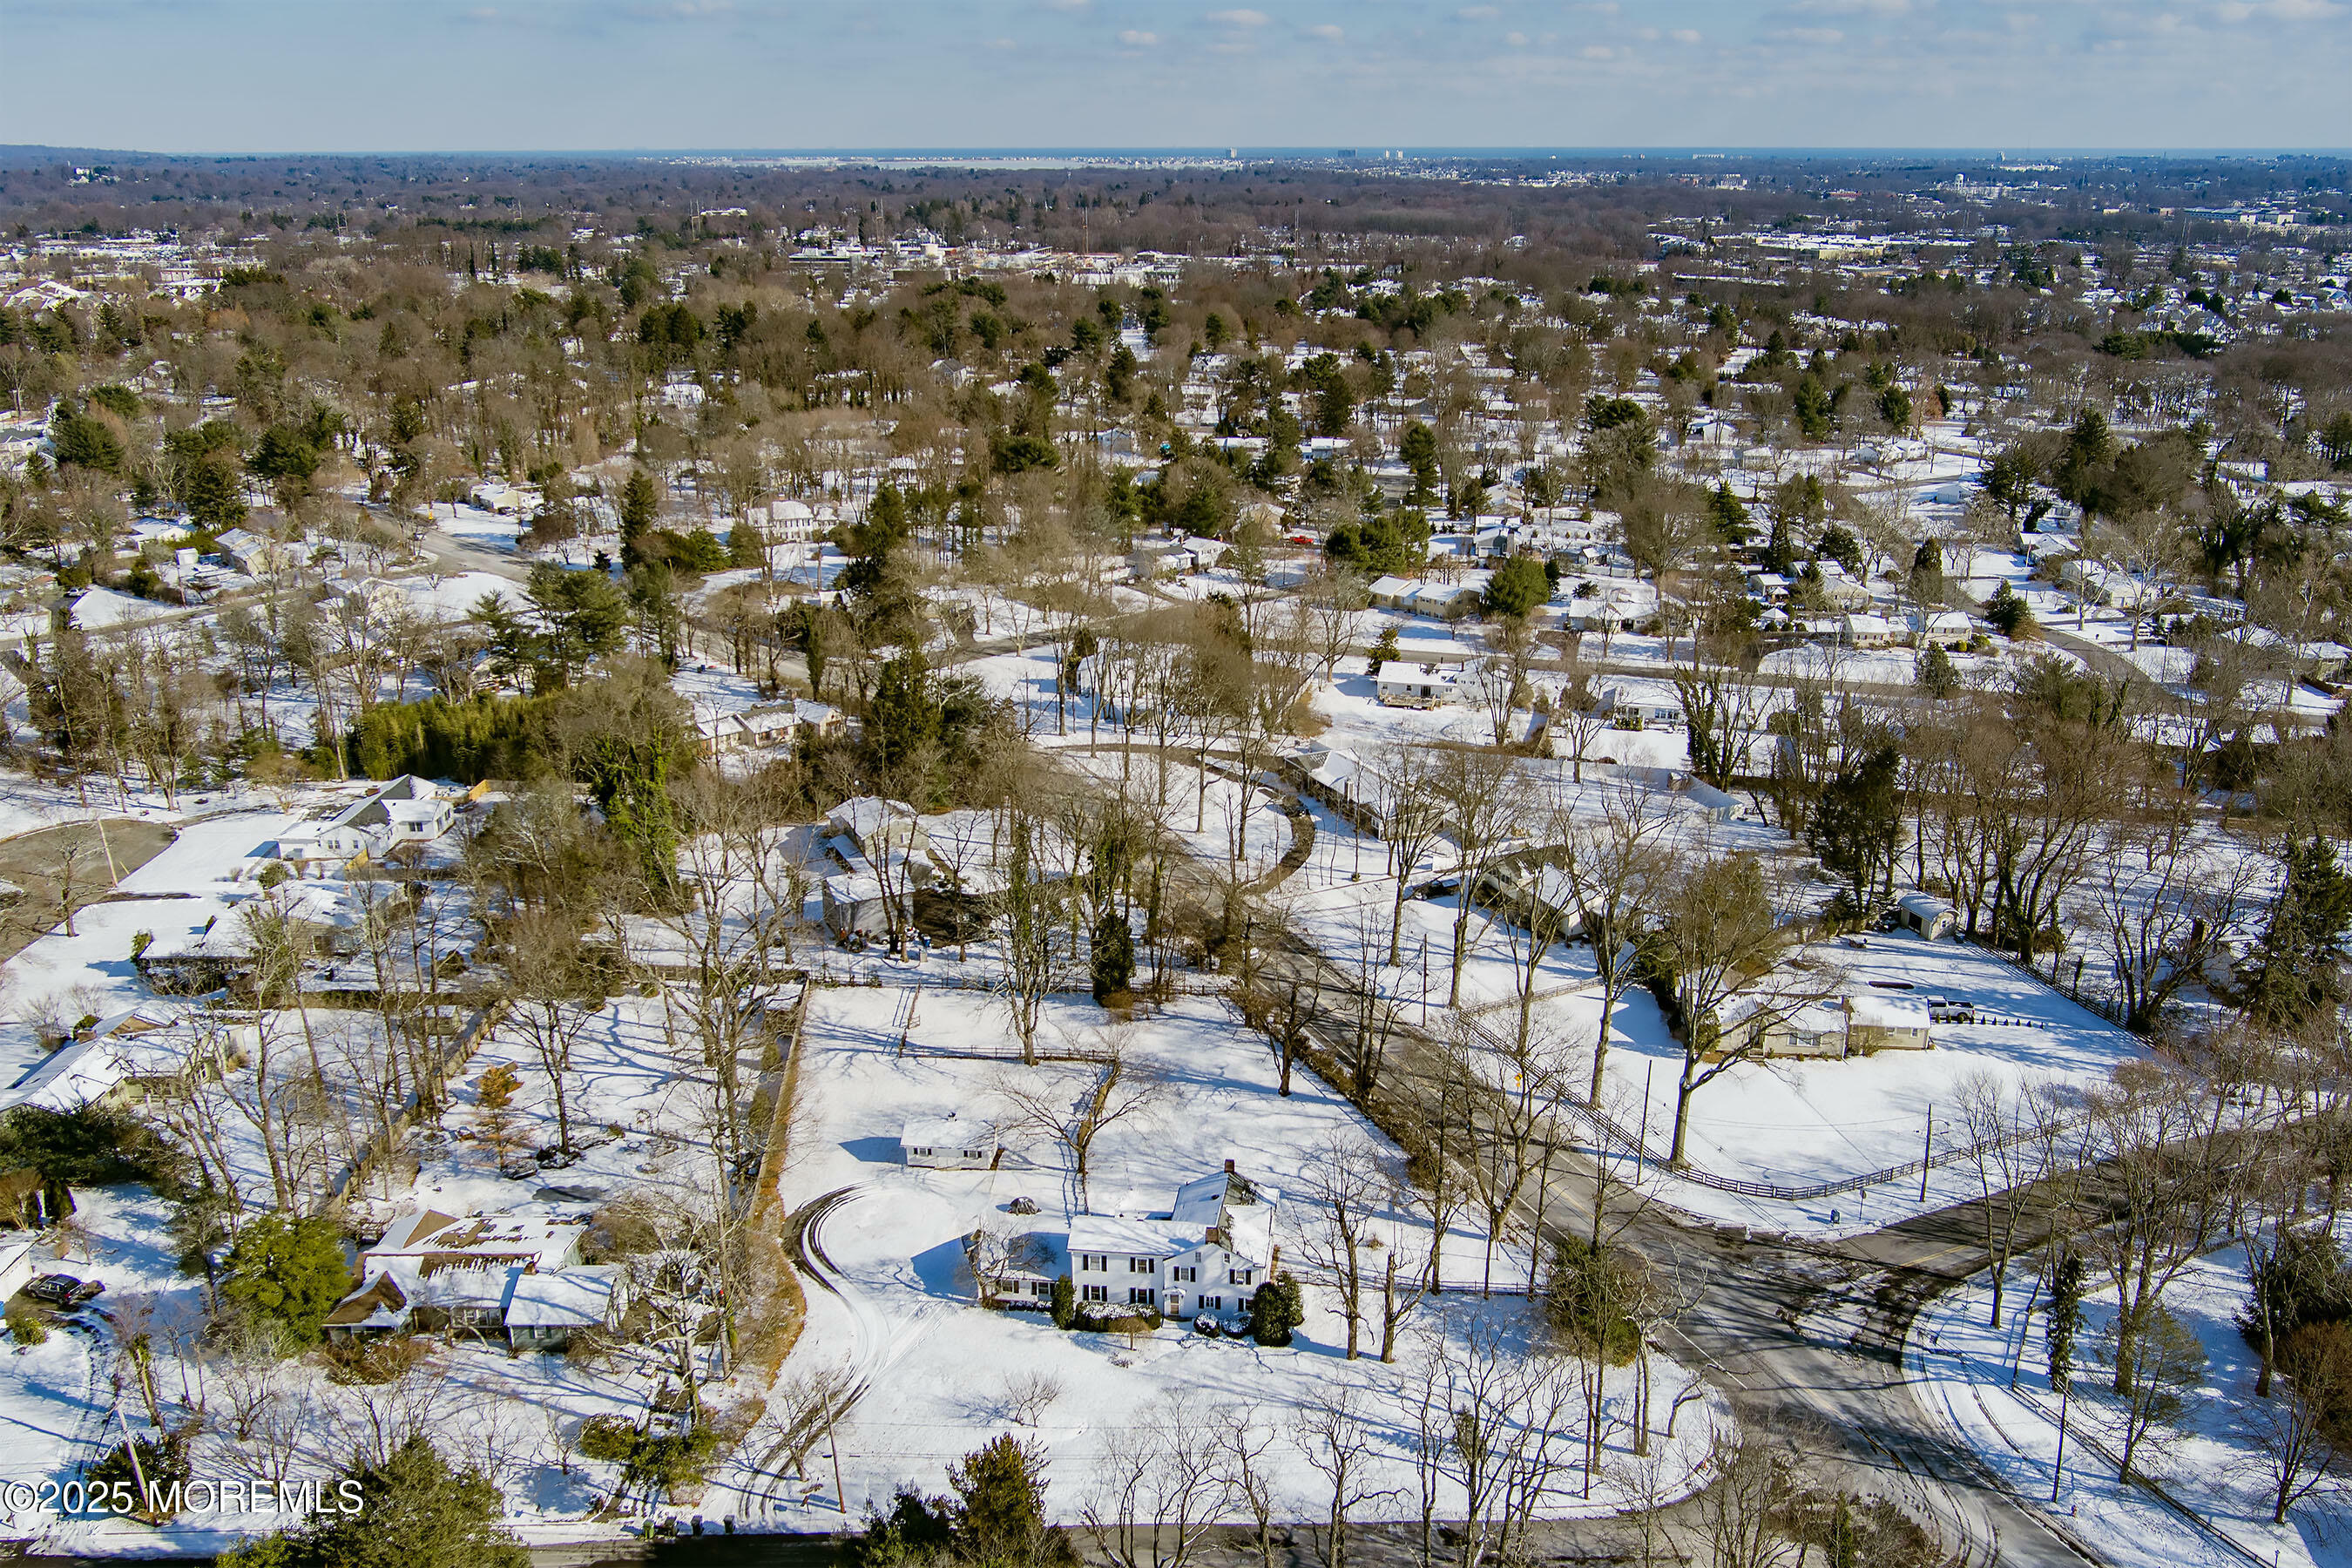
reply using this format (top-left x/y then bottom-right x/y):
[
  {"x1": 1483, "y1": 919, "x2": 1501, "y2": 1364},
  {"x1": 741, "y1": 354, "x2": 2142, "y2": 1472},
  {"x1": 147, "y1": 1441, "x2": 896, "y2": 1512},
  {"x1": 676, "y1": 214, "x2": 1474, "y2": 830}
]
[{"x1": 22, "y1": 1274, "x2": 104, "y2": 1308}]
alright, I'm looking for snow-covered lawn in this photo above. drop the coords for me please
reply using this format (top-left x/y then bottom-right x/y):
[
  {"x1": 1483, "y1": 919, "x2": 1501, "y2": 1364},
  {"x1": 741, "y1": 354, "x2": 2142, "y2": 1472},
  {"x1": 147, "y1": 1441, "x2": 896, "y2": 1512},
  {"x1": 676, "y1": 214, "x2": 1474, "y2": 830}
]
[
  {"x1": 1540, "y1": 929, "x2": 2151, "y2": 1239},
  {"x1": 727, "y1": 985, "x2": 1727, "y2": 1531},
  {"x1": 1916, "y1": 1245, "x2": 2349, "y2": 1568}
]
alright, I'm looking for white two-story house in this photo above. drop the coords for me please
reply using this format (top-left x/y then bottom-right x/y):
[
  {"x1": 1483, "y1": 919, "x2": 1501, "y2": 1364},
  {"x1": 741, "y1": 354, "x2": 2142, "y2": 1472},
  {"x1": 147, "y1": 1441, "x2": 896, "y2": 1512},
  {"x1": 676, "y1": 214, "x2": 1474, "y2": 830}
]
[{"x1": 1064, "y1": 1161, "x2": 1281, "y2": 1321}]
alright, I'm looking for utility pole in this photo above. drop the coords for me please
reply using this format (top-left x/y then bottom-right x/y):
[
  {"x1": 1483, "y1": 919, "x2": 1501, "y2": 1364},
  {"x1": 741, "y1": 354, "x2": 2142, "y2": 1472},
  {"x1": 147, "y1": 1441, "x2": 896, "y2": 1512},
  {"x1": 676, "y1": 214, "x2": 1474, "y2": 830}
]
[
  {"x1": 823, "y1": 1376, "x2": 848, "y2": 1515},
  {"x1": 1919, "y1": 1105, "x2": 1934, "y2": 1203},
  {"x1": 1420, "y1": 936, "x2": 1429, "y2": 1027},
  {"x1": 2050, "y1": 1375, "x2": 2070, "y2": 1504}
]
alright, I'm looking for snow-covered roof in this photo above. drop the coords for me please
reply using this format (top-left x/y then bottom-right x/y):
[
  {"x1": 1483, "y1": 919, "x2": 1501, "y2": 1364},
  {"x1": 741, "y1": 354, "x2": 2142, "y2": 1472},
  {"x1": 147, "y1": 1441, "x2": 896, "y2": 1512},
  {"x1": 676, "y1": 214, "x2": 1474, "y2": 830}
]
[
  {"x1": 1068, "y1": 1213, "x2": 1197, "y2": 1257},
  {"x1": 364, "y1": 1207, "x2": 583, "y2": 1274},
  {"x1": 67, "y1": 586, "x2": 171, "y2": 630},
  {"x1": 1171, "y1": 1166, "x2": 1281, "y2": 1226},
  {"x1": 502, "y1": 1265, "x2": 624, "y2": 1328},
  {"x1": 1847, "y1": 993, "x2": 1933, "y2": 1031},
  {"x1": 902, "y1": 1114, "x2": 990, "y2": 1150}
]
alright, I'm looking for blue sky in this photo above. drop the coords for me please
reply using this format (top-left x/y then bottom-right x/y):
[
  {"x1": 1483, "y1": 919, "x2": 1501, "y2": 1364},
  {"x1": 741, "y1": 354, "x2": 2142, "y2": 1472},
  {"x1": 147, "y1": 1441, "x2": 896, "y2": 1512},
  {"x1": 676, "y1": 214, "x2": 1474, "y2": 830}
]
[{"x1": 3, "y1": 0, "x2": 2347, "y2": 154}]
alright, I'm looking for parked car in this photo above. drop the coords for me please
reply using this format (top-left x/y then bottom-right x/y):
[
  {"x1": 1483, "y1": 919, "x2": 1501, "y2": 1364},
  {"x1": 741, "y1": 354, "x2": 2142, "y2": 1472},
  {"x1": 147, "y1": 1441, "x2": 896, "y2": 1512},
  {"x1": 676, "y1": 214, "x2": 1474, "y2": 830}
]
[{"x1": 23, "y1": 1274, "x2": 103, "y2": 1308}]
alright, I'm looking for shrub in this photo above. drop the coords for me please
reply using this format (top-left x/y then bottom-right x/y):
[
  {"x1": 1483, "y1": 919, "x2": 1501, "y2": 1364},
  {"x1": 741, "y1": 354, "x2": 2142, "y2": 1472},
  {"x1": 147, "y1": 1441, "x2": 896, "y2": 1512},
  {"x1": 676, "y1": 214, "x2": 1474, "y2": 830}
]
[
  {"x1": 578, "y1": 1414, "x2": 640, "y2": 1464},
  {"x1": 322, "y1": 1333, "x2": 429, "y2": 1386},
  {"x1": 1247, "y1": 1273, "x2": 1304, "y2": 1348},
  {"x1": 1984, "y1": 581, "x2": 2035, "y2": 639},
  {"x1": 0, "y1": 1103, "x2": 184, "y2": 1193},
  {"x1": 90, "y1": 1431, "x2": 193, "y2": 1519},
  {"x1": 1074, "y1": 1306, "x2": 1161, "y2": 1335},
  {"x1": 217, "y1": 1432, "x2": 525, "y2": 1568},
  {"x1": 624, "y1": 1426, "x2": 720, "y2": 1491},
  {"x1": 1090, "y1": 910, "x2": 1134, "y2": 1005},
  {"x1": 7, "y1": 1305, "x2": 47, "y2": 1346},
  {"x1": 1048, "y1": 1274, "x2": 1076, "y2": 1330}
]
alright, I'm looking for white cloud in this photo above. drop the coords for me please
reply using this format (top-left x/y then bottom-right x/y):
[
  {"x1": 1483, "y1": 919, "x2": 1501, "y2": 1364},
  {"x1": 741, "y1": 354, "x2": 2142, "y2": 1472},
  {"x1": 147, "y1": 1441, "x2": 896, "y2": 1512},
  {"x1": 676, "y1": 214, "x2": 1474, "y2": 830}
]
[
  {"x1": 1041, "y1": 0, "x2": 1092, "y2": 10},
  {"x1": 2216, "y1": 0, "x2": 2341, "y2": 17},
  {"x1": 1672, "y1": 26, "x2": 1702, "y2": 42},
  {"x1": 1118, "y1": 27, "x2": 1159, "y2": 44},
  {"x1": 1307, "y1": 22, "x2": 1343, "y2": 40},
  {"x1": 1206, "y1": 7, "x2": 1268, "y2": 24},
  {"x1": 1457, "y1": 4, "x2": 1501, "y2": 18},
  {"x1": 1790, "y1": 0, "x2": 1914, "y2": 13},
  {"x1": 1773, "y1": 26, "x2": 1848, "y2": 44},
  {"x1": 1504, "y1": 29, "x2": 1528, "y2": 44},
  {"x1": 1581, "y1": 43, "x2": 1614, "y2": 58}
]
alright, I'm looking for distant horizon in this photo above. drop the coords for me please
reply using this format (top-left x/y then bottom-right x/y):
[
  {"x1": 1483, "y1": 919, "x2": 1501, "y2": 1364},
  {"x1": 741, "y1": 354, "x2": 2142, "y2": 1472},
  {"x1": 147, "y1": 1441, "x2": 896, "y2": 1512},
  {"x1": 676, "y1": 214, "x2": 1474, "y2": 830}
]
[
  {"x1": 7, "y1": 2, "x2": 2347, "y2": 156},
  {"x1": 10, "y1": 144, "x2": 2352, "y2": 164}
]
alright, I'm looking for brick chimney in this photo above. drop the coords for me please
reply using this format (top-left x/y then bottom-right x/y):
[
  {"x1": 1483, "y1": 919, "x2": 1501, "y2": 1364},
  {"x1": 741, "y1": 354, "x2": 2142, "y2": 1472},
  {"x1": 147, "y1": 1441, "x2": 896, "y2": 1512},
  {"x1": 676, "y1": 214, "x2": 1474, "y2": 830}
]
[{"x1": 1224, "y1": 1158, "x2": 1235, "y2": 1173}]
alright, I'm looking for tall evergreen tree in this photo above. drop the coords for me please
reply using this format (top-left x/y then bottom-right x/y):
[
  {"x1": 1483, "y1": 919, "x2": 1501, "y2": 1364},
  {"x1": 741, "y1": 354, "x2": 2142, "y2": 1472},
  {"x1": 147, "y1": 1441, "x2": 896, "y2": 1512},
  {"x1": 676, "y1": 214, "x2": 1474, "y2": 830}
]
[
  {"x1": 618, "y1": 467, "x2": 660, "y2": 567},
  {"x1": 220, "y1": 1434, "x2": 527, "y2": 1568},
  {"x1": 2241, "y1": 839, "x2": 2352, "y2": 1029}
]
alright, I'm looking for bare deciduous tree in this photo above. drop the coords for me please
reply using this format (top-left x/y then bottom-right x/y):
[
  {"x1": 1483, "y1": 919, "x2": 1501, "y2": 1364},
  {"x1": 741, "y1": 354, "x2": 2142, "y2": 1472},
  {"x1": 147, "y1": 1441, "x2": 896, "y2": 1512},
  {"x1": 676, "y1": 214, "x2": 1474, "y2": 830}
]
[{"x1": 997, "y1": 1030, "x2": 1159, "y2": 1211}]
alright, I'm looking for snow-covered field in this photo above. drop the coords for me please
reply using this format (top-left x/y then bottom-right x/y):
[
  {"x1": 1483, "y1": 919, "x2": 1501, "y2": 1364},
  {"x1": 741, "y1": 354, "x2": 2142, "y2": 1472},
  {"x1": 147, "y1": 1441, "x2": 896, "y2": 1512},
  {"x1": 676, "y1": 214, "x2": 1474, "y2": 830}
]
[
  {"x1": 1916, "y1": 1246, "x2": 2349, "y2": 1568},
  {"x1": 1571, "y1": 929, "x2": 2150, "y2": 1238},
  {"x1": 727, "y1": 984, "x2": 1727, "y2": 1531}
]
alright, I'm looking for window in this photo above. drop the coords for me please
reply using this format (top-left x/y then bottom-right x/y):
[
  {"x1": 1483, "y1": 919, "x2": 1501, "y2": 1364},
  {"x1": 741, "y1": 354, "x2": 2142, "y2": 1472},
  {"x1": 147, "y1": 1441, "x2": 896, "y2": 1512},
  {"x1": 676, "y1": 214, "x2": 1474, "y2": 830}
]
[
  {"x1": 1079, "y1": 1254, "x2": 1106, "y2": 1273},
  {"x1": 1082, "y1": 1284, "x2": 1107, "y2": 1303},
  {"x1": 909, "y1": 1146, "x2": 933, "y2": 1158},
  {"x1": 1173, "y1": 1266, "x2": 1197, "y2": 1283},
  {"x1": 1228, "y1": 1268, "x2": 1252, "y2": 1286},
  {"x1": 1130, "y1": 1256, "x2": 1153, "y2": 1274},
  {"x1": 1204, "y1": 1295, "x2": 1224, "y2": 1311},
  {"x1": 1128, "y1": 1287, "x2": 1154, "y2": 1306},
  {"x1": 1031, "y1": 1281, "x2": 1052, "y2": 1299},
  {"x1": 963, "y1": 1149, "x2": 985, "y2": 1160}
]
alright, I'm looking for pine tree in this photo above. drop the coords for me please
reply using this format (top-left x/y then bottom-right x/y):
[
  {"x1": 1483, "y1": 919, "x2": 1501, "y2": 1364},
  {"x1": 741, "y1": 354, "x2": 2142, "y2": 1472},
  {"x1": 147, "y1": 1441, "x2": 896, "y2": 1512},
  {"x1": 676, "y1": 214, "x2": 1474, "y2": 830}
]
[
  {"x1": 728, "y1": 517, "x2": 765, "y2": 569},
  {"x1": 618, "y1": 468, "x2": 660, "y2": 567},
  {"x1": 1916, "y1": 641, "x2": 1958, "y2": 700},
  {"x1": 947, "y1": 1436, "x2": 1075, "y2": 1568},
  {"x1": 220, "y1": 1213, "x2": 351, "y2": 1346},
  {"x1": 2047, "y1": 1252, "x2": 2084, "y2": 1395},
  {"x1": 2241, "y1": 840, "x2": 2352, "y2": 1029},
  {"x1": 1090, "y1": 909, "x2": 1134, "y2": 1005},
  {"x1": 1398, "y1": 422, "x2": 1440, "y2": 507}
]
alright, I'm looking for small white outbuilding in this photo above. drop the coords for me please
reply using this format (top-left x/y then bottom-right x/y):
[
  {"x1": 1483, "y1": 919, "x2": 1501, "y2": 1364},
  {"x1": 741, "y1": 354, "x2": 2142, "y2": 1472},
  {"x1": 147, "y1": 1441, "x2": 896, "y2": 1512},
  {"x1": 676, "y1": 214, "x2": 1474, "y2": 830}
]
[{"x1": 902, "y1": 1115, "x2": 997, "y2": 1170}]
